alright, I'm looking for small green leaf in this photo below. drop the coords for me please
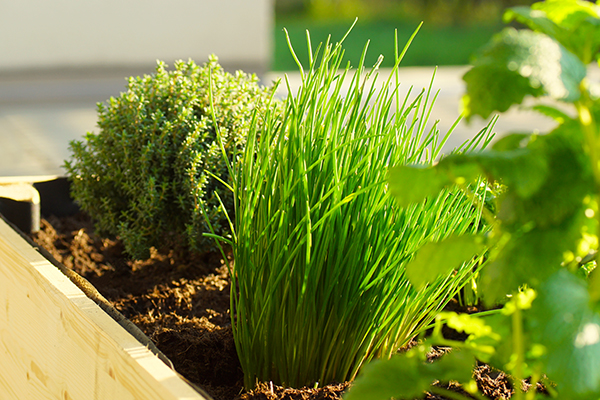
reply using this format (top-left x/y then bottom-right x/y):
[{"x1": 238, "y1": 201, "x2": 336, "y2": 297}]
[
  {"x1": 441, "y1": 312, "x2": 504, "y2": 363},
  {"x1": 344, "y1": 345, "x2": 476, "y2": 400},
  {"x1": 406, "y1": 235, "x2": 486, "y2": 290},
  {"x1": 531, "y1": 104, "x2": 573, "y2": 123},
  {"x1": 387, "y1": 166, "x2": 449, "y2": 208},
  {"x1": 478, "y1": 290, "x2": 545, "y2": 375},
  {"x1": 443, "y1": 311, "x2": 499, "y2": 340},
  {"x1": 589, "y1": 267, "x2": 600, "y2": 306},
  {"x1": 388, "y1": 162, "x2": 480, "y2": 208},
  {"x1": 491, "y1": 133, "x2": 531, "y2": 152},
  {"x1": 462, "y1": 27, "x2": 587, "y2": 120}
]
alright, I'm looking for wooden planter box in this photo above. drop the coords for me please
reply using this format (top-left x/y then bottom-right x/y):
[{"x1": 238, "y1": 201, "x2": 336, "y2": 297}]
[{"x1": 0, "y1": 178, "x2": 207, "y2": 400}]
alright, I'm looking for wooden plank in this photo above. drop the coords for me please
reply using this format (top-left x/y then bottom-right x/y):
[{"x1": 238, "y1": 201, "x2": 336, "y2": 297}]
[
  {"x1": 0, "y1": 175, "x2": 59, "y2": 185},
  {"x1": 0, "y1": 217, "x2": 207, "y2": 400},
  {"x1": 0, "y1": 182, "x2": 41, "y2": 233}
]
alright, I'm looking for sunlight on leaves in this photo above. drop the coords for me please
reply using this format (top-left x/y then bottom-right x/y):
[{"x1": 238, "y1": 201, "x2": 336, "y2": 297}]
[
  {"x1": 462, "y1": 27, "x2": 586, "y2": 120},
  {"x1": 506, "y1": 0, "x2": 600, "y2": 63},
  {"x1": 441, "y1": 311, "x2": 502, "y2": 341}
]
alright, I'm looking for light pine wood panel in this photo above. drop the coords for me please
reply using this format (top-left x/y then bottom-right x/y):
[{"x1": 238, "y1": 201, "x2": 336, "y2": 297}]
[{"x1": 0, "y1": 218, "x2": 206, "y2": 400}]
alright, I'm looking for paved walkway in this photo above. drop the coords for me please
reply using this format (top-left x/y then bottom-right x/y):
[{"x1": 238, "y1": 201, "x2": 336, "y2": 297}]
[{"x1": 0, "y1": 66, "x2": 559, "y2": 179}]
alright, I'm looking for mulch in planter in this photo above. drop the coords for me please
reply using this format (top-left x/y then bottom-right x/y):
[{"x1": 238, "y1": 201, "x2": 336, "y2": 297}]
[{"x1": 30, "y1": 212, "x2": 516, "y2": 400}]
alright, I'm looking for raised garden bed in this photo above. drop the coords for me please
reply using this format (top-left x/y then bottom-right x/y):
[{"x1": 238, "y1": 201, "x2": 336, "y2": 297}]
[
  {"x1": 0, "y1": 176, "x2": 517, "y2": 400},
  {"x1": 0, "y1": 179, "x2": 516, "y2": 400}
]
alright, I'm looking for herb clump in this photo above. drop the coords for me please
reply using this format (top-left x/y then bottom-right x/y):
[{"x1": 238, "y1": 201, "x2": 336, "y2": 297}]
[
  {"x1": 218, "y1": 24, "x2": 494, "y2": 389},
  {"x1": 65, "y1": 56, "x2": 277, "y2": 259}
]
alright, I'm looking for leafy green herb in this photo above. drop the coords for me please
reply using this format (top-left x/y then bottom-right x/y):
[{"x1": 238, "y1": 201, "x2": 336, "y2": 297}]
[
  {"x1": 346, "y1": 1, "x2": 600, "y2": 399},
  {"x1": 210, "y1": 23, "x2": 493, "y2": 388},
  {"x1": 65, "y1": 57, "x2": 278, "y2": 259}
]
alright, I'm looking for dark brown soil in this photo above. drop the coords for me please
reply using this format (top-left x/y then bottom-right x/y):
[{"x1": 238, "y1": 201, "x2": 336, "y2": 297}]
[{"x1": 29, "y1": 212, "x2": 516, "y2": 400}]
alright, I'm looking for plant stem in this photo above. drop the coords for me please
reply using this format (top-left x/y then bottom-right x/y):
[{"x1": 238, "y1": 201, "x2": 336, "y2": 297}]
[
  {"x1": 525, "y1": 370, "x2": 541, "y2": 400},
  {"x1": 511, "y1": 302, "x2": 524, "y2": 400},
  {"x1": 576, "y1": 82, "x2": 600, "y2": 257}
]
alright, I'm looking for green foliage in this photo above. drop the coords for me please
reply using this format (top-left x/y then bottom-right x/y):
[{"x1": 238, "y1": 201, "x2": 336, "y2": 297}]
[
  {"x1": 530, "y1": 270, "x2": 600, "y2": 398},
  {"x1": 405, "y1": 235, "x2": 486, "y2": 290},
  {"x1": 65, "y1": 57, "x2": 277, "y2": 259},
  {"x1": 345, "y1": 344, "x2": 476, "y2": 400},
  {"x1": 216, "y1": 25, "x2": 493, "y2": 389},
  {"x1": 505, "y1": 0, "x2": 600, "y2": 64},
  {"x1": 346, "y1": 1, "x2": 600, "y2": 399},
  {"x1": 403, "y1": 128, "x2": 595, "y2": 304},
  {"x1": 462, "y1": 27, "x2": 587, "y2": 119}
]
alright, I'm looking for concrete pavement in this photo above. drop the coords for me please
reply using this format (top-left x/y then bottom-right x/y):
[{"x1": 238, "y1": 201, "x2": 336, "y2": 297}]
[
  {"x1": 0, "y1": 70, "x2": 139, "y2": 179},
  {"x1": 0, "y1": 65, "x2": 561, "y2": 179}
]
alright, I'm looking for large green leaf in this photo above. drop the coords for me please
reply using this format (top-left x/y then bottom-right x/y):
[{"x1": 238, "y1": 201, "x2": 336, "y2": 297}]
[
  {"x1": 496, "y1": 129, "x2": 591, "y2": 228},
  {"x1": 480, "y1": 209, "x2": 585, "y2": 304},
  {"x1": 529, "y1": 270, "x2": 600, "y2": 399},
  {"x1": 477, "y1": 128, "x2": 594, "y2": 304},
  {"x1": 406, "y1": 235, "x2": 486, "y2": 290},
  {"x1": 387, "y1": 163, "x2": 479, "y2": 208},
  {"x1": 344, "y1": 344, "x2": 476, "y2": 400},
  {"x1": 467, "y1": 147, "x2": 549, "y2": 200},
  {"x1": 490, "y1": 132, "x2": 532, "y2": 151},
  {"x1": 387, "y1": 166, "x2": 451, "y2": 208},
  {"x1": 462, "y1": 27, "x2": 587, "y2": 120},
  {"x1": 432, "y1": 138, "x2": 549, "y2": 200},
  {"x1": 506, "y1": 0, "x2": 600, "y2": 64},
  {"x1": 389, "y1": 143, "x2": 548, "y2": 210}
]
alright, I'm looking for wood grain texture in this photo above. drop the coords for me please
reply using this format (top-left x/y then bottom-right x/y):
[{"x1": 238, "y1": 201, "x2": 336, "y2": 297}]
[{"x1": 0, "y1": 218, "x2": 207, "y2": 400}]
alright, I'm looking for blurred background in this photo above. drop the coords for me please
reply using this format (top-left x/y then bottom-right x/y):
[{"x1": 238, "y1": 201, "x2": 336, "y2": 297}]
[
  {"x1": 273, "y1": 0, "x2": 537, "y2": 70},
  {"x1": 0, "y1": 0, "x2": 550, "y2": 179}
]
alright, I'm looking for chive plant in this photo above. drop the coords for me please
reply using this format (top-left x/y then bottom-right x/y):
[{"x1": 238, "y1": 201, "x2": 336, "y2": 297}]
[{"x1": 211, "y1": 24, "x2": 493, "y2": 389}]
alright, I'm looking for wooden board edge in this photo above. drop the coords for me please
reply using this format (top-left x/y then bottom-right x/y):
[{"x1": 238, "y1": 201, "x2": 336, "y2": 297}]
[
  {"x1": 0, "y1": 175, "x2": 59, "y2": 184},
  {"x1": 0, "y1": 217, "x2": 209, "y2": 400}
]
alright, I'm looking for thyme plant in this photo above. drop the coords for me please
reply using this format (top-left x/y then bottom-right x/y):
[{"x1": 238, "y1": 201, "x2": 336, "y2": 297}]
[
  {"x1": 65, "y1": 57, "x2": 277, "y2": 259},
  {"x1": 346, "y1": 1, "x2": 600, "y2": 399},
  {"x1": 212, "y1": 24, "x2": 494, "y2": 389}
]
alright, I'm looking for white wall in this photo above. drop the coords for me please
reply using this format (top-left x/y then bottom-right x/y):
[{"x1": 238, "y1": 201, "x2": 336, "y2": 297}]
[{"x1": 0, "y1": 0, "x2": 272, "y2": 73}]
